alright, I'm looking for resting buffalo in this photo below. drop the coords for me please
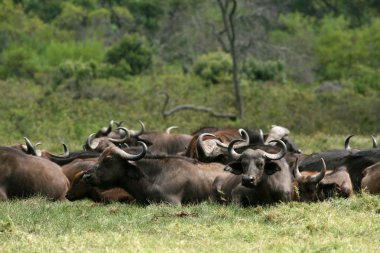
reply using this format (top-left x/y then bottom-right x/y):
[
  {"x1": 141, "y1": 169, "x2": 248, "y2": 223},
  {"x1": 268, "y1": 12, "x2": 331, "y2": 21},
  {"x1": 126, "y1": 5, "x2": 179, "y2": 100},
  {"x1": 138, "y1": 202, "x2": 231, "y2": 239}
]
[
  {"x1": 185, "y1": 128, "x2": 250, "y2": 163},
  {"x1": 211, "y1": 139, "x2": 293, "y2": 206},
  {"x1": 63, "y1": 158, "x2": 134, "y2": 203},
  {"x1": 361, "y1": 162, "x2": 380, "y2": 194},
  {"x1": 293, "y1": 158, "x2": 353, "y2": 202},
  {"x1": 83, "y1": 142, "x2": 228, "y2": 205},
  {"x1": 0, "y1": 147, "x2": 69, "y2": 201}
]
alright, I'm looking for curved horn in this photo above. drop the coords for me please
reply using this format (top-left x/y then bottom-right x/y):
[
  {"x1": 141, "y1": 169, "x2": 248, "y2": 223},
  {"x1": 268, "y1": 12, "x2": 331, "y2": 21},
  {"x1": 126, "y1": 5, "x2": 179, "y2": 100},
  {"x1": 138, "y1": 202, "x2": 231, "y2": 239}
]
[
  {"x1": 262, "y1": 140, "x2": 287, "y2": 160},
  {"x1": 113, "y1": 121, "x2": 124, "y2": 127},
  {"x1": 49, "y1": 143, "x2": 70, "y2": 158},
  {"x1": 344, "y1": 135, "x2": 354, "y2": 150},
  {"x1": 294, "y1": 158, "x2": 302, "y2": 180},
  {"x1": 101, "y1": 120, "x2": 114, "y2": 135},
  {"x1": 129, "y1": 120, "x2": 145, "y2": 137},
  {"x1": 115, "y1": 141, "x2": 147, "y2": 161},
  {"x1": 197, "y1": 133, "x2": 220, "y2": 154},
  {"x1": 85, "y1": 133, "x2": 98, "y2": 150},
  {"x1": 310, "y1": 158, "x2": 326, "y2": 183},
  {"x1": 166, "y1": 126, "x2": 178, "y2": 134},
  {"x1": 24, "y1": 137, "x2": 38, "y2": 156},
  {"x1": 238, "y1": 128, "x2": 250, "y2": 146},
  {"x1": 61, "y1": 143, "x2": 69, "y2": 157},
  {"x1": 258, "y1": 129, "x2": 264, "y2": 144},
  {"x1": 228, "y1": 139, "x2": 245, "y2": 160},
  {"x1": 108, "y1": 127, "x2": 130, "y2": 143},
  {"x1": 371, "y1": 135, "x2": 378, "y2": 149}
]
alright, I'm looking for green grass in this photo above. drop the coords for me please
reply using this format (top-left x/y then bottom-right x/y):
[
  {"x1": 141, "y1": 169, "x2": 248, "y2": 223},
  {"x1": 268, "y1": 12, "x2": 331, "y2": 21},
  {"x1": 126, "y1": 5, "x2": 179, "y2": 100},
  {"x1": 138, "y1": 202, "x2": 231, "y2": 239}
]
[{"x1": 1, "y1": 195, "x2": 380, "y2": 252}]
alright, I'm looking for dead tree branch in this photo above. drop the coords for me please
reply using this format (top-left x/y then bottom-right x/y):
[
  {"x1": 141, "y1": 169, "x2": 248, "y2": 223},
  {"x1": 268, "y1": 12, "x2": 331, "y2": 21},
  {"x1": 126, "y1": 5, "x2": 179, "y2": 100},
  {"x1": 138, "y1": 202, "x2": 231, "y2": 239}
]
[{"x1": 157, "y1": 92, "x2": 237, "y2": 121}]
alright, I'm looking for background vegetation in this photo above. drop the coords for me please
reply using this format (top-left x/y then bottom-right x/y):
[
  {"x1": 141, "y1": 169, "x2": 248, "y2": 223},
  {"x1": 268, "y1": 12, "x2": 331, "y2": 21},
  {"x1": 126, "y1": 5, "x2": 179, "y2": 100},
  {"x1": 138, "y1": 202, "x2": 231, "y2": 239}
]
[{"x1": 0, "y1": 0, "x2": 379, "y2": 151}]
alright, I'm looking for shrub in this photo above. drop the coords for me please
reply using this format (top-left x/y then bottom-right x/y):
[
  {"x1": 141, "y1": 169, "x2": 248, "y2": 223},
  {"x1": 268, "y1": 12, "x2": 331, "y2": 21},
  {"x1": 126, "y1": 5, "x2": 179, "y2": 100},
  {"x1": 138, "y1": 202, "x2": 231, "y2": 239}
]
[
  {"x1": 193, "y1": 51, "x2": 232, "y2": 85},
  {"x1": 22, "y1": 0, "x2": 62, "y2": 22},
  {"x1": 0, "y1": 45, "x2": 39, "y2": 79},
  {"x1": 52, "y1": 60, "x2": 97, "y2": 85},
  {"x1": 42, "y1": 40, "x2": 105, "y2": 67},
  {"x1": 53, "y1": 2, "x2": 87, "y2": 31},
  {"x1": 350, "y1": 64, "x2": 380, "y2": 94},
  {"x1": 105, "y1": 33, "x2": 152, "y2": 76},
  {"x1": 243, "y1": 58, "x2": 286, "y2": 82}
]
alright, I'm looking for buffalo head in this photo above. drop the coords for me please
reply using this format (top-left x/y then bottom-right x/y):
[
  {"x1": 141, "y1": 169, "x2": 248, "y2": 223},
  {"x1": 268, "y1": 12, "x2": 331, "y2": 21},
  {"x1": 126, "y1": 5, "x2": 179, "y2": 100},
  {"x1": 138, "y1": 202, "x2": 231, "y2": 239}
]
[
  {"x1": 224, "y1": 139, "x2": 287, "y2": 187},
  {"x1": 83, "y1": 141, "x2": 147, "y2": 188}
]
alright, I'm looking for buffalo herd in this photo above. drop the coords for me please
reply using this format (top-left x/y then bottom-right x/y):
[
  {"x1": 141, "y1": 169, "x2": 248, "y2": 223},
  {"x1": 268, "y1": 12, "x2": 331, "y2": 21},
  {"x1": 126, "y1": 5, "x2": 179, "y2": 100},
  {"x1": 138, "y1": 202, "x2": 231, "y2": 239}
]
[{"x1": 0, "y1": 120, "x2": 379, "y2": 206}]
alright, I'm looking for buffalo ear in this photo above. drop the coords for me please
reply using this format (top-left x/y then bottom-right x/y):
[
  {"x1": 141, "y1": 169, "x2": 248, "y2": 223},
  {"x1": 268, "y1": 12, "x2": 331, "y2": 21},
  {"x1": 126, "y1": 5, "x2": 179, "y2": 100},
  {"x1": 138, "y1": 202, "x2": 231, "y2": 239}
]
[
  {"x1": 224, "y1": 161, "x2": 243, "y2": 175},
  {"x1": 264, "y1": 162, "x2": 281, "y2": 175}
]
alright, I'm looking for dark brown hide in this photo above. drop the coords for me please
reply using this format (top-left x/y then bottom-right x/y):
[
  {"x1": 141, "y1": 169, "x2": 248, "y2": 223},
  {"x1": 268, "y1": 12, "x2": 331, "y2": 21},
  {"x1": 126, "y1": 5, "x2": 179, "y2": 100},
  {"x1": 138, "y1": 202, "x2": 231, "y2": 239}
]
[
  {"x1": 361, "y1": 162, "x2": 380, "y2": 194},
  {"x1": 0, "y1": 147, "x2": 68, "y2": 201},
  {"x1": 63, "y1": 158, "x2": 133, "y2": 203},
  {"x1": 84, "y1": 146, "x2": 228, "y2": 205}
]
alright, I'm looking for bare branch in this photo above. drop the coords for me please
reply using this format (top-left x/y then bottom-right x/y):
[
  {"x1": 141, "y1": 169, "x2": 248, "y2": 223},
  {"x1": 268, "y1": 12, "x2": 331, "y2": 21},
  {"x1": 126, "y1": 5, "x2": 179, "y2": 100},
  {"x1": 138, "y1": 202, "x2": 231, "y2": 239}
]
[
  {"x1": 163, "y1": 104, "x2": 237, "y2": 121},
  {"x1": 208, "y1": 21, "x2": 230, "y2": 53},
  {"x1": 157, "y1": 92, "x2": 237, "y2": 121}
]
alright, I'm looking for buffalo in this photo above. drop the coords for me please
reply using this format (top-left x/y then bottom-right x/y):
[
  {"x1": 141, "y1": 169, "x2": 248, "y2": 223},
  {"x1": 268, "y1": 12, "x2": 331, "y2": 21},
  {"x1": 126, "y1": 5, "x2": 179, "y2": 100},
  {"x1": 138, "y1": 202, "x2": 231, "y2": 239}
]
[
  {"x1": 83, "y1": 142, "x2": 229, "y2": 205},
  {"x1": 361, "y1": 162, "x2": 380, "y2": 194},
  {"x1": 211, "y1": 139, "x2": 293, "y2": 206},
  {"x1": 0, "y1": 146, "x2": 69, "y2": 201}
]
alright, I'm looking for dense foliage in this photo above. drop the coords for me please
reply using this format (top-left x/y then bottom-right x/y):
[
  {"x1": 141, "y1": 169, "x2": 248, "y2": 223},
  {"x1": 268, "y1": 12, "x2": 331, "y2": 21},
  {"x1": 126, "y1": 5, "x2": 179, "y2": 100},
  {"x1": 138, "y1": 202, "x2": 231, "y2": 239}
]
[{"x1": 0, "y1": 0, "x2": 379, "y2": 145}]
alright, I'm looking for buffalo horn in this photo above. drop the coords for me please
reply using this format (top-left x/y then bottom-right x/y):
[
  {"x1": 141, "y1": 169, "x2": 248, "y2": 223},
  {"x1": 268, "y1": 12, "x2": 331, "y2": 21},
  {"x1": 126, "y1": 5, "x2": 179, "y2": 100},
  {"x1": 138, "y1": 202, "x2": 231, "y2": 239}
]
[
  {"x1": 114, "y1": 121, "x2": 124, "y2": 127},
  {"x1": 61, "y1": 143, "x2": 69, "y2": 157},
  {"x1": 197, "y1": 133, "x2": 220, "y2": 153},
  {"x1": 116, "y1": 141, "x2": 147, "y2": 161},
  {"x1": 108, "y1": 127, "x2": 129, "y2": 143},
  {"x1": 24, "y1": 137, "x2": 38, "y2": 156},
  {"x1": 228, "y1": 139, "x2": 245, "y2": 160},
  {"x1": 371, "y1": 135, "x2": 378, "y2": 148},
  {"x1": 294, "y1": 158, "x2": 302, "y2": 180},
  {"x1": 100, "y1": 120, "x2": 114, "y2": 135},
  {"x1": 238, "y1": 128, "x2": 250, "y2": 146},
  {"x1": 86, "y1": 133, "x2": 98, "y2": 150},
  {"x1": 310, "y1": 158, "x2": 326, "y2": 183},
  {"x1": 262, "y1": 140, "x2": 287, "y2": 160},
  {"x1": 344, "y1": 135, "x2": 354, "y2": 150},
  {"x1": 129, "y1": 120, "x2": 145, "y2": 137},
  {"x1": 166, "y1": 126, "x2": 178, "y2": 134},
  {"x1": 258, "y1": 129, "x2": 264, "y2": 144}
]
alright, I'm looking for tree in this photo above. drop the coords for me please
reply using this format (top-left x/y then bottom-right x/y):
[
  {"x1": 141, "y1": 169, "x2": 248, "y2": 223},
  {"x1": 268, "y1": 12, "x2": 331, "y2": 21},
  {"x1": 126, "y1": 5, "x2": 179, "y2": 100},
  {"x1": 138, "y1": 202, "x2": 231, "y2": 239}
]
[{"x1": 216, "y1": 0, "x2": 243, "y2": 118}]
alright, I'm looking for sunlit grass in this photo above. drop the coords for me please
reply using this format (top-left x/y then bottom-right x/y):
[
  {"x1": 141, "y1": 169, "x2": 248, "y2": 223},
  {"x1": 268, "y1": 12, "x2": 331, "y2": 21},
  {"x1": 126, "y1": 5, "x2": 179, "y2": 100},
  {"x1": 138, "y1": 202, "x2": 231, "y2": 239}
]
[{"x1": 1, "y1": 195, "x2": 380, "y2": 252}]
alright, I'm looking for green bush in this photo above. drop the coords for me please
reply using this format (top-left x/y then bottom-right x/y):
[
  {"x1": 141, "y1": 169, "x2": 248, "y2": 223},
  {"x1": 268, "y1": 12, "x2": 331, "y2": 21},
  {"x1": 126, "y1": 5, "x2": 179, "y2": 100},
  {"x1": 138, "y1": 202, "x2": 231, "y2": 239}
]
[
  {"x1": 350, "y1": 64, "x2": 380, "y2": 94},
  {"x1": 243, "y1": 58, "x2": 286, "y2": 82},
  {"x1": 21, "y1": 0, "x2": 62, "y2": 22},
  {"x1": 52, "y1": 60, "x2": 97, "y2": 84},
  {"x1": 0, "y1": 45, "x2": 39, "y2": 79},
  {"x1": 193, "y1": 51, "x2": 232, "y2": 85},
  {"x1": 42, "y1": 40, "x2": 105, "y2": 67},
  {"x1": 53, "y1": 2, "x2": 87, "y2": 31},
  {"x1": 105, "y1": 33, "x2": 152, "y2": 76}
]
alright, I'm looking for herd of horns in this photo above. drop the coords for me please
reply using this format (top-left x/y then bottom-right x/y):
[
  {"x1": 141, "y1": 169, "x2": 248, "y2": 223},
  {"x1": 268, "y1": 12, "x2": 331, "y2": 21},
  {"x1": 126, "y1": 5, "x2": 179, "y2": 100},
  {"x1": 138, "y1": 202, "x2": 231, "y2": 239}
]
[{"x1": 0, "y1": 120, "x2": 379, "y2": 205}]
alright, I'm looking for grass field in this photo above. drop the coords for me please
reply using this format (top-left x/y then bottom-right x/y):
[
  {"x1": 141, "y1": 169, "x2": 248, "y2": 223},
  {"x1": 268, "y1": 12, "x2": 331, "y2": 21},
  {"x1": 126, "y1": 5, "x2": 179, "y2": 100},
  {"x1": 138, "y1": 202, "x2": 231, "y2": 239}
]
[
  {"x1": 1, "y1": 195, "x2": 380, "y2": 252},
  {"x1": 1, "y1": 134, "x2": 379, "y2": 252}
]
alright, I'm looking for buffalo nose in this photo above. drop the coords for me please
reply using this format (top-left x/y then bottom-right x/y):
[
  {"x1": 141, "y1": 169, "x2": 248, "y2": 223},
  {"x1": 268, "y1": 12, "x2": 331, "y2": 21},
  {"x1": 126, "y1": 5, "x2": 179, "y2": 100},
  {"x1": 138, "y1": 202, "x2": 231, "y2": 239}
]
[{"x1": 242, "y1": 175, "x2": 255, "y2": 187}]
